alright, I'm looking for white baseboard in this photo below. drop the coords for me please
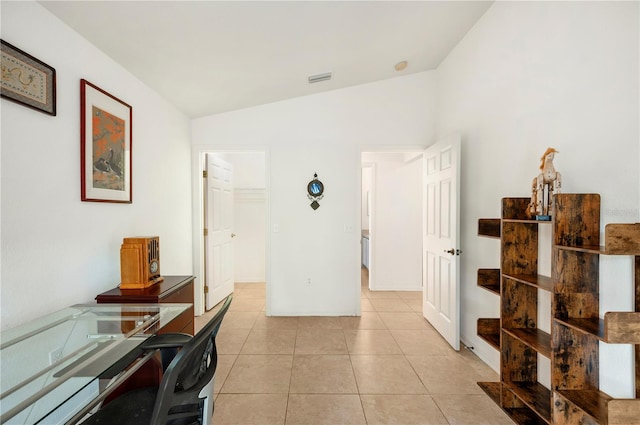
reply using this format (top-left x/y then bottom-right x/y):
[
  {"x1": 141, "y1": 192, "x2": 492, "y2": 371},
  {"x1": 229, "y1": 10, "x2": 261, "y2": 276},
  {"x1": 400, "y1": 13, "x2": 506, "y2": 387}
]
[{"x1": 370, "y1": 286, "x2": 422, "y2": 291}]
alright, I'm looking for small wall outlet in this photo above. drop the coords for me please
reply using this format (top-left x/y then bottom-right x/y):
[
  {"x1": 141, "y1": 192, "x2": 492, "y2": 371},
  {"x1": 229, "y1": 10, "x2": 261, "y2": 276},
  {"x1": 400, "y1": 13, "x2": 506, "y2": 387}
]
[
  {"x1": 307, "y1": 278, "x2": 311, "y2": 285},
  {"x1": 49, "y1": 347, "x2": 63, "y2": 365}
]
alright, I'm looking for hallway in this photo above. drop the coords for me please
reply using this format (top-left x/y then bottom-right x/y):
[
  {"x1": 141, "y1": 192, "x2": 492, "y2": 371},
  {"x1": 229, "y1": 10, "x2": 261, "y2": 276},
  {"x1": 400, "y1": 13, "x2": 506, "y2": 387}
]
[{"x1": 195, "y1": 272, "x2": 514, "y2": 424}]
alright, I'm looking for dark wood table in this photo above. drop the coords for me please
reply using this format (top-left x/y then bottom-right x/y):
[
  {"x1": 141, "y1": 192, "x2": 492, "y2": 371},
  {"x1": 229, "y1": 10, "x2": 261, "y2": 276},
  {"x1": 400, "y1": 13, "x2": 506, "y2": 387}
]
[{"x1": 96, "y1": 275, "x2": 195, "y2": 335}]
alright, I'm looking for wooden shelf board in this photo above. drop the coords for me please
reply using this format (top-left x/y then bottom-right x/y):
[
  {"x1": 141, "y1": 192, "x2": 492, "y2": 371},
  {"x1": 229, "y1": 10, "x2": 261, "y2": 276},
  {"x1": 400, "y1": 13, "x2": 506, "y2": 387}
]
[
  {"x1": 554, "y1": 317, "x2": 605, "y2": 341},
  {"x1": 503, "y1": 328, "x2": 551, "y2": 358},
  {"x1": 478, "y1": 330, "x2": 500, "y2": 351},
  {"x1": 555, "y1": 244, "x2": 604, "y2": 254},
  {"x1": 478, "y1": 380, "x2": 550, "y2": 425},
  {"x1": 503, "y1": 219, "x2": 553, "y2": 224},
  {"x1": 478, "y1": 268, "x2": 501, "y2": 295},
  {"x1": 479, "y1": 218, "x2": 501, "y2": 238},
  {"x1": 604, "y1": 311, "x2": 640, "y2": 344},
  {"x1": 503, "y1": 273, "x2": 552, "y2": 292},
  {"x1": 477, "y1": 318, "x2": 500, "y2": 351},
  {"x1": 503, "y1": 408, "x2": 550, "y2": 425},
  {"x1": 478, "y1": 282, "x2": 500, "y2": 295},
  {"x1": 505, "y1": 381, "x2": 552, "y2": 423},
  {"x1": 479, "y1": 235, "x2": 501, "y2": 240},
  {"x1": 560, "y1": 314, "x2": 640, "y2": 344},
  {"x1": 604, "y1": 223, "x2": 640, "y2": 255},
  {"x1": 555, "y1": 389, "x2": 612, "y2": 424},
  {"x1": 555, "y1": 243, "x2": 640, "y2": 256},
  {"x1": 477, "y1": 381, "x2": 501, "y2": 405},
  {"x1": 608, "y1": 398, "x2": 640, "y2": 425},
  {"x1": 556, "y1": 217, "x2": 639, "y2": 255}
]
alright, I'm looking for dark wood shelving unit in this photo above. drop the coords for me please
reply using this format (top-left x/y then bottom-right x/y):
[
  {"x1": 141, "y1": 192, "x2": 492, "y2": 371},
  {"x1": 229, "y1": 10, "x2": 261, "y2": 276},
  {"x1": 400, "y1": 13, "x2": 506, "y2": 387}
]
[
  {"x1": 476, "y1": 194, "x2": 640, "y2": 424},
  {"x1": 551, "y1": 194, "x2": 640, "y2": 424}
]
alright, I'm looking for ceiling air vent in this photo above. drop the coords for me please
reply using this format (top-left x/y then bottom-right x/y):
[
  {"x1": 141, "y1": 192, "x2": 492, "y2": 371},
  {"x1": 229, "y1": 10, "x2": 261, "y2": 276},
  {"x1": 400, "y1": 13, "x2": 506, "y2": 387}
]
[{"x1": 308, "y1": 72, "x2": 332, "y2": 84}]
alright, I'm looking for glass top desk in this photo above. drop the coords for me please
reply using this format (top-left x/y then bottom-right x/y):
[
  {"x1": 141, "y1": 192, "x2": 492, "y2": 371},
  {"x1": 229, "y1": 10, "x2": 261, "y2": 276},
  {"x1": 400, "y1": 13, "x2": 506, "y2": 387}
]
[{"x1": 0, "y1": 303, "x2": 190, "y2": 424}]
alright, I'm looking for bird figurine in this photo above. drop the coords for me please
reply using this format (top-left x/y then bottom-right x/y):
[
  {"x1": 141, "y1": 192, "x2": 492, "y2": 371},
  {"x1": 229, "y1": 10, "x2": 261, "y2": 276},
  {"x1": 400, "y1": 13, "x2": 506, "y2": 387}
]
[{"x1": 528, "y1": 148, "x2": 561, "y2": 219}]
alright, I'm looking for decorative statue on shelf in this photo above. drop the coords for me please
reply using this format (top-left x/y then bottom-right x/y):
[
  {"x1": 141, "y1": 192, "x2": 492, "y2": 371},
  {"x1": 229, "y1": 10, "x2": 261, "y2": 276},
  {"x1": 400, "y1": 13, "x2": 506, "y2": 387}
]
[{"x1": 528, "y1": 148, "x2": 561, "y2": 220}]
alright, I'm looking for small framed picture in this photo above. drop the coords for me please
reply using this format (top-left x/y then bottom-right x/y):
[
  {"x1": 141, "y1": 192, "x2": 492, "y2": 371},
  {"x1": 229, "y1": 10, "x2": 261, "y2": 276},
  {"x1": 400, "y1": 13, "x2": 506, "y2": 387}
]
[
  {"x1": 1, "y1": 39, "x2": 56, "y2": 116},
  {"x1": 80, "y1": 79, "x2": 132, "y2": 203}
]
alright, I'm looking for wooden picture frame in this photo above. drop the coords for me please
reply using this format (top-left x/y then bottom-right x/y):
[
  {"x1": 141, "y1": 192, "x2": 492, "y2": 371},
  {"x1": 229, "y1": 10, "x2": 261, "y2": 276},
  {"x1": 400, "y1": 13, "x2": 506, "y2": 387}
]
[
  {"x1": 81, "y1": 79, "x2": 132, "y2": 203},
  {"x1": 1, "y1": 39, "x2": 56, "y2": 116}
]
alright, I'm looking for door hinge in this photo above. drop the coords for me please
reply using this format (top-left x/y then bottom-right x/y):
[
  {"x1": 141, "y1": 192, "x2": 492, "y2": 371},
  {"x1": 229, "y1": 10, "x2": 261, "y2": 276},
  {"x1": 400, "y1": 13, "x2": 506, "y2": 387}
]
[
  {"x1": 203, "y1": 170, "x2": 208, "y2": 178},
  {"x1": 204, "y1": 228, "x2": 208, "y2": 236},
  {"x1": 204, "y1": 285, "x2": 209, "y2": 294}
]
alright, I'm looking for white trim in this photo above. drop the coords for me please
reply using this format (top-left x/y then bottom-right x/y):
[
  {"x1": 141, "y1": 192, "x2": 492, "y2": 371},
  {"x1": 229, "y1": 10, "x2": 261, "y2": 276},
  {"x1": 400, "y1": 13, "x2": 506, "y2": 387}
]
[{"x1": 361, "y1": 162, "x2": 375, "y2": 291}]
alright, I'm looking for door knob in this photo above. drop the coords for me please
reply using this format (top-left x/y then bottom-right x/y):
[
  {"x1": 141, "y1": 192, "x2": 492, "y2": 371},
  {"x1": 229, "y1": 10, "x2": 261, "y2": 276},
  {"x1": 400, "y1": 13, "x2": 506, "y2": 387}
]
[{"x1": 444, "y1": 249, "x2": 462, "y2": 255}]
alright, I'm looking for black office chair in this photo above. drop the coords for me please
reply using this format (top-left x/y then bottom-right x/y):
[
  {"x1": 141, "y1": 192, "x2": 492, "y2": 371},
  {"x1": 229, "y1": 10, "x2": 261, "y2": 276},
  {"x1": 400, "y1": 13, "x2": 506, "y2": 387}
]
[{"x1": 83, "y1": 295, "x2": 233, "y2": 425}]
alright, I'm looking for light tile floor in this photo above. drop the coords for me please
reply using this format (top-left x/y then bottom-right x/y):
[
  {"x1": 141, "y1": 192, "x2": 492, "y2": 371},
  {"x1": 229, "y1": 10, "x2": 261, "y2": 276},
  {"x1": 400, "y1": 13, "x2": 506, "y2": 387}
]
[{"x1": 195, "y1": 271, "x2": 514, "y2": 425}]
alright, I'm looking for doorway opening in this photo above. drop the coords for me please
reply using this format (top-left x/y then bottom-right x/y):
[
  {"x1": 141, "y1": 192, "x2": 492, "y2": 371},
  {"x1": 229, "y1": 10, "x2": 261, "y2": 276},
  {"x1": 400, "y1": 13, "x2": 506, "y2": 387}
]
[{"x1": 360, "y1": 151, "x2": 423, "y2": 293}]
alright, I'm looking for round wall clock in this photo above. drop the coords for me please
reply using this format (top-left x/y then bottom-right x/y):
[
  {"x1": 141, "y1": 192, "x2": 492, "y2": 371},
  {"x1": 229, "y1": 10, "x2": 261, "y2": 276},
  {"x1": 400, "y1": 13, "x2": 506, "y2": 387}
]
[{"x1": 307, "y1": 173, "x2": 324, "y2": 210}]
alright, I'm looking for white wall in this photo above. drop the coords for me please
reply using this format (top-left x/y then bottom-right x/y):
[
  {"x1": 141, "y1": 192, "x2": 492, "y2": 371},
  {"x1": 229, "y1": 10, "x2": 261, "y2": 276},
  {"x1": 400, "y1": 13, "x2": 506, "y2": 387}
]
[
  {"x1": 437, "y1": 1, "x2": 639, "y2": 397},
  {"x1": 1, "y1": 1, "x2": 193, "y2": 330},
  {"x1": 193, "y1": 72, "x2": 437, "y2": 315},
  {"x1": 362, "y1": 152, "x2": 422, "y2": 291}
]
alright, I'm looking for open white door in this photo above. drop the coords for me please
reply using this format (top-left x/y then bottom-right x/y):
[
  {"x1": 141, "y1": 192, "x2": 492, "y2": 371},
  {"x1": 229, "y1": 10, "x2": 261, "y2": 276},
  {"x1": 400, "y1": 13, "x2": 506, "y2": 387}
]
[
  {"x1": 205, "y1": 154, "x2": 234, "y2": 310},
  {"x1": 422, "y1": 135, "x2": 461, "y2": 350}
]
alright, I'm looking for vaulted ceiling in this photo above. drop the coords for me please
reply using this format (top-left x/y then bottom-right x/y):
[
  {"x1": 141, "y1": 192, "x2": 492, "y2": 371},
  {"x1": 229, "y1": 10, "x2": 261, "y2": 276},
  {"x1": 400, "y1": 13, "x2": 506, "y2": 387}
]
[{"x1": 41, "y1": 1, "x2": 493, "y2": 118}]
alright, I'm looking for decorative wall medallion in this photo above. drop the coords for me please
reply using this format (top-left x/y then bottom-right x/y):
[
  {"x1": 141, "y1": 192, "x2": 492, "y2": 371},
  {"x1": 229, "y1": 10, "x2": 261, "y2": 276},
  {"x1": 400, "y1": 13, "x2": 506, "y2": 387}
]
[{"x1": 307, "y1": 173, "x2": 324, "y2": 210}]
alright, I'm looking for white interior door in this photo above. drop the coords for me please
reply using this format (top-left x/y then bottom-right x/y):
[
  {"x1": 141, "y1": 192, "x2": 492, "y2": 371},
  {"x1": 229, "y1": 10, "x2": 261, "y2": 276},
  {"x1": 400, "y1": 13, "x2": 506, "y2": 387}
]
[
  {"x1": 422, "y1": 135, "x2": 461, "y2": 350},
  {"x1": 205, "y1": 154, "x2": 234, "y2": 310}
]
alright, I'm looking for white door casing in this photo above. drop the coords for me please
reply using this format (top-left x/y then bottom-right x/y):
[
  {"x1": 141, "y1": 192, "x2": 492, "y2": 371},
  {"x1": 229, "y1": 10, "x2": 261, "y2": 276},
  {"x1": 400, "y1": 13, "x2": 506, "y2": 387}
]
[
  {"x1": 205, "y1": 154, "x2": 234, "y2": 310},
  {"x1": 422, "y1": 135, "x2": 461, "y2": 350}
]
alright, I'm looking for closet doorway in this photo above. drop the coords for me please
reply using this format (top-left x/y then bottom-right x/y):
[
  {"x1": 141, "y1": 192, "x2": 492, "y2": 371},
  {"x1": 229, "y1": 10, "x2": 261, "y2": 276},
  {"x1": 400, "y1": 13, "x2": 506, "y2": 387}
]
[{"x1": 196, "y1": 150, "x2": 268, "y2": 313}]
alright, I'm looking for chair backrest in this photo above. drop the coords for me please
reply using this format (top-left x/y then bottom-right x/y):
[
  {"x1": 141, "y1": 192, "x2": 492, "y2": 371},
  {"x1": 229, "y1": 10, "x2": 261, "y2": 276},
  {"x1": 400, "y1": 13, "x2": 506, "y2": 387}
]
[{"x1": 151, "y1": 295, "x2": 233, "y2": 425}]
